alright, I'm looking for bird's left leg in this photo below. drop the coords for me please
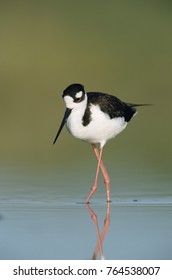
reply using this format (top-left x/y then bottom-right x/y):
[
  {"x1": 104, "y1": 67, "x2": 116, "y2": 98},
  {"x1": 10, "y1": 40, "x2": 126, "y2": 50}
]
[
  {"x1": 85, "y1": 146, "x2": 103, "y2": 204},
  {"x1": 92, "y1": 144, "x2": 111, "y2": 202}
]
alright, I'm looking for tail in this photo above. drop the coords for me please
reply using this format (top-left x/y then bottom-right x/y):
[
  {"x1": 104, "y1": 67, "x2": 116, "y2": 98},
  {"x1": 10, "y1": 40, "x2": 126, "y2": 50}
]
[
  {"x1": 126, "y1": 103, "x2": 153, "y2": 107},
  {"x1": 126, "y1": 103, "x2": 152, "y2": 121}
]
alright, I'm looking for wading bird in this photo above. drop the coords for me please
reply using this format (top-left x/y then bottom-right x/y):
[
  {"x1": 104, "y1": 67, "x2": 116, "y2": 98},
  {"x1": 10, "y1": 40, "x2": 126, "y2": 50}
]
[{"x1": 53, "y1": 83, "x2": 148, "y2": 203}]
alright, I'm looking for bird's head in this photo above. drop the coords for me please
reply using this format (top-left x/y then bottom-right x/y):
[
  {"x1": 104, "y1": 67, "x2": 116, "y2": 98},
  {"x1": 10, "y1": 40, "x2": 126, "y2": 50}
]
[
  {"x1": 62, "y1": 83, "x2": 86, "y2": 110},
  {"x1": 53, "y1": 83, "x2": 87, "y2": 144}
]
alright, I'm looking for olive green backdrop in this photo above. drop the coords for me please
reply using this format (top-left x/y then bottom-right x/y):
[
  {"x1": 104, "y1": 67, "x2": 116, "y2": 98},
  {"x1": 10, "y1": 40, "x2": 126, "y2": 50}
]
[{"x1": 0, "y1": 0, "x2": 171, "y2": 173}]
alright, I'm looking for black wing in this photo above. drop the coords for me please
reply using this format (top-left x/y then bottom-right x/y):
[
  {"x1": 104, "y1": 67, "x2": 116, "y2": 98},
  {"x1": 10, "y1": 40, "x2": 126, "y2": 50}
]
[{"x1": 86, "y1": 92, "x2": 136, "y2": 123}]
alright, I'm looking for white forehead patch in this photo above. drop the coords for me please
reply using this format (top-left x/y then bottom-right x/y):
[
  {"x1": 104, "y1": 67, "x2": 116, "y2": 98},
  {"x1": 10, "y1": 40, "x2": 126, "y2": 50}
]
[
  {"x1": 63, "y1": 95, "x2": 74, "y2": 109},
  {"x1": 75, "y1": 91, "x2": 83, "y2": 98}
]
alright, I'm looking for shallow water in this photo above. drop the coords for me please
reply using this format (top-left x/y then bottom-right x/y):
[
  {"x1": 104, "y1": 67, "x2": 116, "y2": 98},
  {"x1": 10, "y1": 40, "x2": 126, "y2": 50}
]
[{"x1": 0, "y1": 166, "x2": 171, "y2": 260}]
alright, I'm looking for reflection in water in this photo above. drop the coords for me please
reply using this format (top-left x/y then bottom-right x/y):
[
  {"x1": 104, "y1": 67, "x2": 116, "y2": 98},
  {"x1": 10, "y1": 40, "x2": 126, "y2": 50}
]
[{"x1": 86, "y1": 203, "x2": 110, "y2": 260}]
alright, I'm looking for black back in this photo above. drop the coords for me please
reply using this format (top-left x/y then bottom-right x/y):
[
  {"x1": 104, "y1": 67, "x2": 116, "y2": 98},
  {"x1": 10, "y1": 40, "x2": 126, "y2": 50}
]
[{"x1": 82, "y1": 92, "x2": 136, "y2": 126}]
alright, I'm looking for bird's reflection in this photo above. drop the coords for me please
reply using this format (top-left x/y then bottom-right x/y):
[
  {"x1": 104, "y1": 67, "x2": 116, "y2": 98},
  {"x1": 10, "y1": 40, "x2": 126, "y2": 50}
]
[{"x1": 86, "y1": 203, "x2": 110, "y2": 260}]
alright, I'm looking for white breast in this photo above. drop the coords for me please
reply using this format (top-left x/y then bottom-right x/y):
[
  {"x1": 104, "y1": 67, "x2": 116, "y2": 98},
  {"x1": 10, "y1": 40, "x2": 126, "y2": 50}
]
[{"x1": 66, "y1": 104, "x2": 127, "y2": 148}]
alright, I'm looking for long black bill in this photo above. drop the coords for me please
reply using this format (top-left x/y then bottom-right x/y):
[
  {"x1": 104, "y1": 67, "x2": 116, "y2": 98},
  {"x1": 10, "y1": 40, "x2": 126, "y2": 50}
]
[{"x1": 53, "y1": 108, "x2": 72, "y2": 145}]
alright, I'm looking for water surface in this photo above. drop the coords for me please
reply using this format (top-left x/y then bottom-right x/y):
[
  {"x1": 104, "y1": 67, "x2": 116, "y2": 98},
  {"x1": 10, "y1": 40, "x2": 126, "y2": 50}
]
[{"x1": 0, "y1": 167, "x2": 171, "y2": 260}]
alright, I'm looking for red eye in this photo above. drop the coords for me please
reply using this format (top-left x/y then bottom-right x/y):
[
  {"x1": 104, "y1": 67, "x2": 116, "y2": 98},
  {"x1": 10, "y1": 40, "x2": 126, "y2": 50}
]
[{"x1": 75, "y1": 97, "x2": 81, "y2": 103}]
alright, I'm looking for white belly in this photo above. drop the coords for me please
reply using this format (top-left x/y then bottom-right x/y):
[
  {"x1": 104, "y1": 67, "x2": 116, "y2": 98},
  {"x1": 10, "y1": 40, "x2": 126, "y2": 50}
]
[{"x1": 66, "y1": 105, "x2": 127, "y2": 147}]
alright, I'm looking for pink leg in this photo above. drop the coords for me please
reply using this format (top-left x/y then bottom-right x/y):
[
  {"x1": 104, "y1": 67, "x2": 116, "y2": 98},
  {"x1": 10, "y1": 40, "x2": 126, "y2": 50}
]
[
  {"x1": 92, "y1": 144, "x2": 111, "y2": 202},
  {"x1": 85, "y1": 146, "x2": 103, "y2": 204}
]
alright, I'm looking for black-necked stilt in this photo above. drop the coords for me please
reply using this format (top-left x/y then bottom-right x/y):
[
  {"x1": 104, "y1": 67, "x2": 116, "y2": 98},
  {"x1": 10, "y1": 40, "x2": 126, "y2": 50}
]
[{"x1": 53, "y1": 83, "x2": 149, "y2": 203}]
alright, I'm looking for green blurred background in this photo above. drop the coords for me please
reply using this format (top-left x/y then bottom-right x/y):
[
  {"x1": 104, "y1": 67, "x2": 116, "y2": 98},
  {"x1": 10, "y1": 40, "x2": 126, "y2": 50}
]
[{"x1": 0, "y1": 0, "x2": 171, "y2": 174}]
